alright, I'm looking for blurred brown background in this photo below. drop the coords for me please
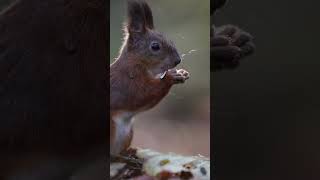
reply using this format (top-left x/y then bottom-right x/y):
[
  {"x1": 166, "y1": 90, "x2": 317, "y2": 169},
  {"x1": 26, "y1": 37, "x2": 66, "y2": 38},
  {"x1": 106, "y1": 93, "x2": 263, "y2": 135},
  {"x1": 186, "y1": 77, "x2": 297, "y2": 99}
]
[{"x1": 110, "y1": 0, "x2": 210, "y2": 156}]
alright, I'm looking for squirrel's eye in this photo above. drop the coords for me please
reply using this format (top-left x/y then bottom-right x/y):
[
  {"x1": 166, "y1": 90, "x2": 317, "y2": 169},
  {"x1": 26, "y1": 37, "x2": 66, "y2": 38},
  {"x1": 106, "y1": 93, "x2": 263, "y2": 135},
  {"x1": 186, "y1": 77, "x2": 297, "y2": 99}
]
[{"x1": 151, "y1": 42, "x2": 160, "y2": 51}]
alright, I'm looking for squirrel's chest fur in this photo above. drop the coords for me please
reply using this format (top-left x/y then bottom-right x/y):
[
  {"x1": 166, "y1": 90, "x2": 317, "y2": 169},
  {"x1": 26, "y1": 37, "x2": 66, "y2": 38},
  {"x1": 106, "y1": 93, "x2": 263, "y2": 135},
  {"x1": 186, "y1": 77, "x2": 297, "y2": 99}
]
[
  {"x1": 110, "y1": 62, "x2": 172, "y2": 155},
  {"x1": 110, "y1": 65, "x2": 171, "y2": 112},
  {"x1": 110, "y1": 111, "x2": 134, "y2": 155}
]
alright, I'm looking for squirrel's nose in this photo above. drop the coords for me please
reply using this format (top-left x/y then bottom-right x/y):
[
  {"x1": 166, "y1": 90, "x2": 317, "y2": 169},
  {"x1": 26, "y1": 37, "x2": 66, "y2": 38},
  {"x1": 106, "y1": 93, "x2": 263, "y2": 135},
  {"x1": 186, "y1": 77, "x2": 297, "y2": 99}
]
[
  {"x1": 174, "y1": 54, "x2": 182, "y2": 66},
  {"x1": 174, "y1": 59, "x2": 181, "y2": 66}
]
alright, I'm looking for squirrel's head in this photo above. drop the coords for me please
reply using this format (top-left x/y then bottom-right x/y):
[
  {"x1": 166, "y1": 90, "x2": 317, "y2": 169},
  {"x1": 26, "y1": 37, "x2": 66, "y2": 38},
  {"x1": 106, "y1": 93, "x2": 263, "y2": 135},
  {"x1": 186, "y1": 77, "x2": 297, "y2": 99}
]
[{"x1": 121, "y1": 0, "x2": 181, "y2": 76}]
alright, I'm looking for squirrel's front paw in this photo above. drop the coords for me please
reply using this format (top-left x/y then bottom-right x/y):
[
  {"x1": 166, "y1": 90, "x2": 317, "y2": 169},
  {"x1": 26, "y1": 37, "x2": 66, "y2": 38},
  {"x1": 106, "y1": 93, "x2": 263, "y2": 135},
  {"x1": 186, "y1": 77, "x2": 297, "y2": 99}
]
[
  {"x1": 211, "y1": 25, "x2": 255, "y2": 71},
  {"x1": 167, "y1": 69, "x2": 189, "y2": 84}
]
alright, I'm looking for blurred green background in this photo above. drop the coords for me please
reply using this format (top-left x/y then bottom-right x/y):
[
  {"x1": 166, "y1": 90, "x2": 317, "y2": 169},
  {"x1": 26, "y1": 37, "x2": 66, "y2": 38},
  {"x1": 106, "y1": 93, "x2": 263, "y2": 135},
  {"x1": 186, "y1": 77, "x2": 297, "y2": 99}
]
[{"x1": 111, "y1": 0, "x2": 210, "y2": 156}]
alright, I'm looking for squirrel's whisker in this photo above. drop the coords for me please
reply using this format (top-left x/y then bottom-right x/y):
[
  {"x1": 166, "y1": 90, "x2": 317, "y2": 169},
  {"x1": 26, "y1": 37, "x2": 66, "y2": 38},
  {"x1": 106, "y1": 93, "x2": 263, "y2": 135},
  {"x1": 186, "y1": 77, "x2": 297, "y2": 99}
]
[{"x1": 180, "y1": 49, "x2": 197, "y2": 61}]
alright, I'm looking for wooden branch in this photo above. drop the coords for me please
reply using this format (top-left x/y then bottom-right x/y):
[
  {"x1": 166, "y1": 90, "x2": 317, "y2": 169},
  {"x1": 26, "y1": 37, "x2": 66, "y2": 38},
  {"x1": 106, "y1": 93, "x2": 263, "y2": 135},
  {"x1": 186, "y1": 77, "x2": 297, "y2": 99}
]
[{"x1": 110, "y1": 148, "x2": 210, "y2": 180}]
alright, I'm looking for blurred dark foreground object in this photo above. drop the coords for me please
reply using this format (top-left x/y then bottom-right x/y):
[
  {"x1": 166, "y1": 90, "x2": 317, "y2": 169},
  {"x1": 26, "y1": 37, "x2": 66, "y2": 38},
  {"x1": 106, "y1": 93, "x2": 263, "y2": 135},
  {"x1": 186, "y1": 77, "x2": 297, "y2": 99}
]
[
  {"x1": 211, "y1": 0, "x2": 255, "y2": 71},
  {"x1": 212, "y1": 0, "x2": 227, "y2": 12},
  {"x1": 0, "y1": 0, "x2": 107, "y2": 179}
]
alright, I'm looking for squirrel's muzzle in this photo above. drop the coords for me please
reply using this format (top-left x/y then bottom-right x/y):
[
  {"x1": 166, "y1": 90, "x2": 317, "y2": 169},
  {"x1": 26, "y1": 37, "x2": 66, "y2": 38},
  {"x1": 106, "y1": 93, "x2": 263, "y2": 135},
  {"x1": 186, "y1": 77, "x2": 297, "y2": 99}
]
[
  {"x1": 174, "y1": 59, "x2": 181, "y2": 66},
  {"x1": 173, "y1": 53, "x2": 182, "y2": 66}
]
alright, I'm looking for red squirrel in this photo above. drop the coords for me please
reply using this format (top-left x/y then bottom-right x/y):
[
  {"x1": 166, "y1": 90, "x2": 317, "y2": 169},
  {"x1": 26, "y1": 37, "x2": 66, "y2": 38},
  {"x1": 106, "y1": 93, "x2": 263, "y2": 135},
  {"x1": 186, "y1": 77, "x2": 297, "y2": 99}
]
[{"x1": 110, "y1": 0, "x2": 189, "y2": 156}]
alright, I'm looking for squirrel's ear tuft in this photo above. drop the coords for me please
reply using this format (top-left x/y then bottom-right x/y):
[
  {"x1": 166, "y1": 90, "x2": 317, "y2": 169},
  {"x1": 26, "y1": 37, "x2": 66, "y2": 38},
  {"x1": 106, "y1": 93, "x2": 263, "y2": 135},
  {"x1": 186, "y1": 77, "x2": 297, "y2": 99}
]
[
  {"x1": 140, "y1": 1, "x2": 154, "y2": 29},
  {"x1": 127, "y1": 0, "x2": 146, "y2": 33}
]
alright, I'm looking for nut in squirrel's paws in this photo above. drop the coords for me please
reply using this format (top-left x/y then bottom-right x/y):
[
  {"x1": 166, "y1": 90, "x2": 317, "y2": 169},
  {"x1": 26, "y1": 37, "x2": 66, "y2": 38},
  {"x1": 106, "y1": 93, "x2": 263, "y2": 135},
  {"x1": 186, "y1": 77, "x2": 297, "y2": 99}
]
[{"x1": 167, "y1": 69, "x2": 190, "y2": 84}]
